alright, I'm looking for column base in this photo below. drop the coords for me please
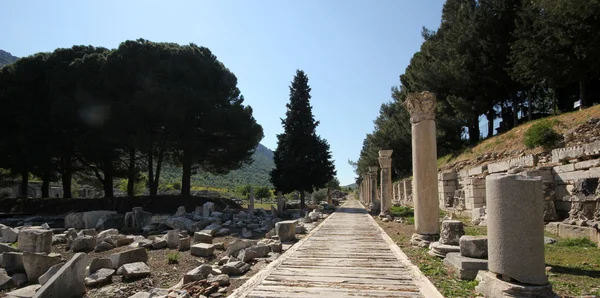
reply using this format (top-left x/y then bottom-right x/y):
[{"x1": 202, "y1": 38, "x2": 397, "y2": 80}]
[
  {"x1": 410, "y1": 233, "x2": 439, "y2": 248},
  {"x1": 369, "y1": 202, "x2": 381, "y2": 216},
  {"x1": 475, "y1": 271, "x2": 557, "y2": 298}
]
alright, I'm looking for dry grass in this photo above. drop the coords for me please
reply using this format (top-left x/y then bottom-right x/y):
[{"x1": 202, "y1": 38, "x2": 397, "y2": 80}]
[{"x1": 438, "y1": 105, "x2": 600, "y2": 169}]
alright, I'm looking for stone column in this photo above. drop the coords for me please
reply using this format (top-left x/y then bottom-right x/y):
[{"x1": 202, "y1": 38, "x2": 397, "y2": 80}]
[
  {"x1": 476, "y1": 174, "x2": 553, "y2": 297},
  {"x1": 369, "y1": 166, "x2": 379, "y2": 214},
  {"x1": 277, "y1": 191, "x2": 284, "y2": 215},
  {"x1": 379, "y1": 150, "x2": 393, "y2": 215},
  {"x1": 404, "y1": 92, "x2": 440, "y2": 247},
  {"x1": 248, "y1": 187, "x2": 255, "y2": 220},
  {"x1": 327, "y1": 188, "x2": 332, "y2": 205}
]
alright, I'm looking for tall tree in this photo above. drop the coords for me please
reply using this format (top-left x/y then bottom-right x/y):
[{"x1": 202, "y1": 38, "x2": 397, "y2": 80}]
[{"x1": 270, "y1": 70, "x2": 336, "y2": 210}]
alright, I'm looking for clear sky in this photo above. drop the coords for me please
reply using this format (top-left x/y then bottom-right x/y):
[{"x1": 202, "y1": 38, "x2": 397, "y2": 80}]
[{"x1": 1, "y1": 0, "x2": 445, "y2": 186}]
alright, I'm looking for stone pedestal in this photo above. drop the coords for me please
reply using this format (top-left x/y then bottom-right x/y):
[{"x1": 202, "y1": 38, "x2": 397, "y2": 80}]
[
  {"x1": 475, "y1": 271, "x2": 556, "y2": 298},
  {"x1": 379, "y1": 150, "x2": 393, "y2": 215},
  {"x1": 404, "y1": 92, "x2": 439, "y2": 245},
  {"x1": 439, "y1": 220, "x2": 464, "y2": 246},
  {"x1": 248, "y1": 187, "x2": 254, "y2": 220},
  {"x1": 486, "y1": 174, "x2": 548, "y2": 286}
]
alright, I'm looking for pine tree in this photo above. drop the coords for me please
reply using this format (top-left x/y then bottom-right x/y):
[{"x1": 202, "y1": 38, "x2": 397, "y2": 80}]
[{"x1": 270, "y1": 70, "x2": 336, "y2": 210}]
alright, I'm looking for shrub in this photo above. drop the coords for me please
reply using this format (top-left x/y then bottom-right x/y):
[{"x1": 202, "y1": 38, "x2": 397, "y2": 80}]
[
  {"x1": 167, "y1": 252, "x2": 179, "y2": 264},
  {"x1": 390, "y1": 206, "x2": 414, "y2": 218},
  {"x1": 523, "y1": 120, "x2": 563, "y2": 150}
]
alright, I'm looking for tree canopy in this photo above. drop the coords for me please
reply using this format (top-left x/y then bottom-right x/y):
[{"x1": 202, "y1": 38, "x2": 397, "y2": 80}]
[{"x1": 270, "y1": 70, "x2": 336, "y2": 210}]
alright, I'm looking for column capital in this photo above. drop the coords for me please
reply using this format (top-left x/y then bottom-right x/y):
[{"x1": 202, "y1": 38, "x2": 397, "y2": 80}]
[
  {"x1": 368, "y1": 166, "x2": 379, "y2": 174},
  {"x1": 378, "y1": 150, "x2": 393, "y2": 169},
  {"x1": 403, "y1": 91, "x2": 436, "y2": 123}
]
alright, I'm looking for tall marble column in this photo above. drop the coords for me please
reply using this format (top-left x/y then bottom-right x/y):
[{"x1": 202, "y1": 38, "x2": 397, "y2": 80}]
[
  {"x1": 403, "y1": 91, "x2": 440, "y2": 247},
  {"x1": 379, "y1": 150, "x2": 393, "y2": 215},
  {"x1": 369, "y1": 166, "x2": 379, "y2": 215}
]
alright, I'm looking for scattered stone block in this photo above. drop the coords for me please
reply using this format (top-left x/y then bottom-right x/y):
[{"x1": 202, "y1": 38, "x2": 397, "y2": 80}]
[
  {"x1": 0, "y1": 243, "x2": 19, "y2": 253},
  {"x1": 207, "y1": 274, "x2": 230, "y2": 286},
  {"x1": 95, "y1": 241, "x2": 115, "y2": 252},
  {"x1": 220, "y1": 261, "x2": 250, "y2": 276},
  {"x1": 95, "y1": 213, "x2": 125, "y2": 231},
  {"x1": 109, "y1": 248, "x2": 148, "y2": 269},
  {"x1": 128, "y1": 292, "x2": 151, "y2": 298},
  {"x1": 174, "y1": 206, "x2": 187, "y2": 217},
  {"x1": 117, "y1": 262, "x2": 150, "y2": 279},
  {"x1": 444, "y1": 252, "x2": 488, "y2": 280},
  {"x1": 23, "y1": 252, "x2": 62, "y2": 283},
  {"x1": 2, "y1": 252, "x2": 25, "y2": 274},
  {"x1": 167, "y1": 230, "x2": 180, "y2": 249},
  {"x1": 178, "y1": 237, "x2": 191, "y2": 251},
  {"x1": 0, "y1": 269, "x2": 15, "y2": 290},
  {"x1": 6, "y1": 284, "x2": 42, "y2": 298},
  {"x1": 241, "y1": 228, "x2": 252, "y2": 238},
  {"x1": 77, "y1": 229, "x2": 98, "y2": 237},
  {"x1": 88, "y1": 258, "x2": 113, "y2": 275},
  {"x1": 183, "y1": 264, "x2": 212, "y2": 284},
  {"x1": 459, "y1": 236, "x2": 488, "y2": 259},
  {"x1": 224, "y1": 239, "x2": 255, "y2": 257},
  {"x1": 84, "y1": 268, "x2": 115, "y2": 287},
  {"x1": 33, "y1": 253, "x2": 90, "y2": 298},
  {"x1": 1, "y1": 226, "x2": 18, "y2": 243},
  {"x1": 439, "y1": 220, "x2": 464, "y2": 246},
  {"x1": 193, "y1": 232, "x2": 213, "y2": 244},
  {"x1": 18, "y1": 229, "x2": 52, "y2": 254},
  {"x1": 191, "y1": 243, "x2": 215, "y2": 257},
  {"x1": 238, "y1": 245, "x2": 270, "y2": 262},
  {"x1": 82, "y1": 211, "x2": 117, "y2": 229},
  {"x1": 152, "y1": 238, "x2": 167, "y2": 249},
  {"x1": 97, "y1": 228, "x2": 119, "y2": 242},
  {"x1": 215, "y1": 228, "x2": 230, "y2": 236},
  {"x1": 64, "y1": 213, "x2": 85, "y2": 230},
  {"x1": 71, "y1": 235, "x2": 97, "y2": 253},
  {"x1": 38, "y1": 262, "x2": 64, "y2": 286},
  {"x1": 201, "y1": 224, "x2": 221, "y2": 236},
  {"x1": 275, "y1": 220, "x2": 296, "y2": 242}
]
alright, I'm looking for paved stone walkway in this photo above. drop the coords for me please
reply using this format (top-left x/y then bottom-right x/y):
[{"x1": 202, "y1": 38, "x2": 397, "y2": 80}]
[{"x1": 231, "y1": 199, "x2": 442, "y2": 298}]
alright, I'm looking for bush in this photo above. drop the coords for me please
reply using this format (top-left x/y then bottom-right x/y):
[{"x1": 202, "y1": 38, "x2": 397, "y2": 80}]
[
  {"x1": 167, "y1": 252, "x2": 179, "y2": 264},
  {"x1": 554, "y1": 237, "x2": 596, "y2": 247},
  {"x1": 390, "y1": 206, "x2": 414, "y2": 218},
  {"x1": 523, "y1": 120, "x2": 563, "y2": 150}
]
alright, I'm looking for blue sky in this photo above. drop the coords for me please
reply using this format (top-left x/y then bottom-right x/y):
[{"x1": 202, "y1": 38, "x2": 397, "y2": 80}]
[{"x1": 1, "y1": 0, "x2": 445, "y2": 186}]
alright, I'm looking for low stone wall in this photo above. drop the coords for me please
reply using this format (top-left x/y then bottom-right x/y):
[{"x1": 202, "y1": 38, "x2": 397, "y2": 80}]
[{"x1": 0, "y1": 195, "x2": 241, "y2": 215}]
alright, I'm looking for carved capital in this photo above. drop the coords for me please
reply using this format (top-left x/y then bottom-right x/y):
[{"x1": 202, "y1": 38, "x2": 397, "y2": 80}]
[
  {"x1": 403, "y1": 91, "x2": 436, "y2": 123},
  {"x1": 368, "y1": 166, "x2": 379, "y2": 174}
]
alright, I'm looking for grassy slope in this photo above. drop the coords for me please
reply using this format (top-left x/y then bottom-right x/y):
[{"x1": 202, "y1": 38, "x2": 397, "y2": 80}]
[{"x1": 438, "y1": 105, "x2": 600, "y2": 170}]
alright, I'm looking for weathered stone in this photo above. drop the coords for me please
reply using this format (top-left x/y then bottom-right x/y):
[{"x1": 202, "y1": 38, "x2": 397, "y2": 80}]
[
  {"x1": 444, "y1": 252, "x2": 488, "y2": 280},
  {"x1": 1, "y1": 226, "x2": 18, "y2": 243},
  {"x1": 174, "y1": 206, "x2": 187, "y2": 217},
  {"x1": 241, "y1": 228, "x2": 252, "y2": 239},
  {"x1": 190, "y1": 243, "x2": 215, "y2": 257},
  {"x1": 203, "y1": 202, "x2": 214, "y2": 217},
  {"x1": 459, "y1": 236, "x2": 488, "y2": 259},
  {"x1": 94, "y1": 241, "x2": 115, "y2": 252},
  {"x1": 77, "y1": 229, "x2": 98, "y2": 237},
  {"x1": 183, "y1": 264, "x2": 212, "y2": 284},
  {"x1": 97, "y1": 228, "x2": 119, "y2": 242},
  {"x1": 11, "y1": 273, "x2": 27, "y2": 287},
  {"x1": 486, "y1": 174, "x2": 547, "y2": 285},
  {"x1": 71, "y1": 235, "x2": 97, "y2": 253},
  {"x1": 200, "y1": 223, "x2": 221, "y2": 236},
  {"x1": 0, "y1": 268, "x2": 15, "y2": 290},
  {"x1": 238, "y1": 244, "x2": 270, "y2": 262},
  {"x1": 95, "y1": 213, "x2": 125, "y2": 231},
  {"x1": 275, "y1": 220, "x2": 296, "y2": 242},
  {"x1": 152, "y1": 238, "x2": 167, "y2": 249},
  {"x1": 109, "y1": 248, "x2": 148, "y2": 269},
  {"x1": 82, "y1": 211, "x2": 117, "y2": 229},
  {"x1": 18, "y1": 229, "x2": 52, "y2": 253},
  {"x1": 38, "y1": 262, "x2": 64, "y2": 286},
  {"x1": 117, "y1": 262, "x2": 150, "y2": 279},
  {"x1": 193, "y1": 232, "x2": 213, "y2": 244},
  {"x1": 215, "y1": 228, "x2": 230, "y2": 236},
  {"x1": 23, "y1": 252, "x2": 62, "y2": 283},
  {"x1": 2, "y1": 252, "x2": 24, "y2": 274},
  {"x1": 84, "y1": 268, "x2": 115, "y2": 287},
  {"x1": 64, "y1": 213, "x2": 85, "y2": 230},
  {"x1": 131, "y1": 239, "x2": 153, "y2": 249},
  {"x1": 6, "y1": 284, "x2": 42, "y2": 298},
  {"x1": 124, "y1": 207, "x2": 153, "y2": 231},
  {"x1": 178, "y1": 237, "x2": 191, "y2": 251},
  {"x1": 51, "y1": 234, "x2": 67, "y2": 245},
  {"x1": 33, "y1": 253, "x2": 90, "y2": 298},
  {"x1": 128, "y1": 292, "x2": 151, "y2": 298},
  {"x1": 224, "y1": 239, "x2": 255, "y2": 257},
  {"x1": 88, "y1": 258, "x2": 113, "y2": 276},
  {"x1": 428, "y1": 242, "x2": 460, "y2": 258},
  {"x1": 220, "y1": 261, "x2": 250, "y2": 276},
  {"x1": 439, "y1": 220, "x2": 465, "y2": 246},
  {"x1": 475, "y1": 270, "x2": 555, "y2": 298},
  {"x1": 164, "y1": 217, "x2": 195, "y2": 232},
  {"x1": 166, "y1": 230, "x2": 180, "y2": 249},
  {"x1": 207, "y1": 274, "x2": 230, "y2": 286}
]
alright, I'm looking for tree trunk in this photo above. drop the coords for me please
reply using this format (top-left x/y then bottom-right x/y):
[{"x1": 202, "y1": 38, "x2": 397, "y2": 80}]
[
  {"x1": 61, "y1": 153, "x2": 72, "y2": 198},
  {"x1": 512, "y1": 97, "x2": 519, "y2": 128},
  {"x1": 41, "y1": 169, "x2": 50, "y2": 198},
  {"x1": 20, "y1": 170, "x2": 28, "y2": 198},
  {"x1": 486, "y1": 109, "x2": 494, "y2": 139},
  {"x1": 579, "y1": 79, "x2": 587, "y2": 109},
  {"x1": 127, "y1": 148, "x2": 136, "y2": 197},
  {"x1": 103, "y1": 161, "x2": 114, "y2": 198},
  {"x1": 148, "y1": 147, "x2": 155, "y2": 195},
  {"x1": 468, "y1": 115, "x2": 480, "y2": 145},
  {"x1": 181, "y1": 151, "x2": 192, "y2": 197},
  {"x1": 300, "y1": 191, "x2": 305, "y2": 211}
]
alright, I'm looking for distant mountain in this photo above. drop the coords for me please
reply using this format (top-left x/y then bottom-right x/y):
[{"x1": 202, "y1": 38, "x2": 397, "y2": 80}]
[
  {"x1": 0, "y1": 50, "x2": 18, "y2": 67},
  {"x1": 160, "y1": 143, "x2": 275, "y2": 188},
  {"x1": 344, "y1": 183, "x2": 358, "y2": 190}
]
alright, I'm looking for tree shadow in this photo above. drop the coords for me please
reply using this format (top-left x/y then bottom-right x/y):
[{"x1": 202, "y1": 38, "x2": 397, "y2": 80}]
[{"x1": 546, "y1": 264, "x2": 600, "y2": 278}]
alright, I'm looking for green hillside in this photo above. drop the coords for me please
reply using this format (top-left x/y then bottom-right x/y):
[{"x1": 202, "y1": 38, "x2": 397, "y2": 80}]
[
  {"x1": 0, "y1": 50, "x2": 18, "y2": 67},
  {"x1": 160, "y1": 143, "x2": 275, "y2": 188}
]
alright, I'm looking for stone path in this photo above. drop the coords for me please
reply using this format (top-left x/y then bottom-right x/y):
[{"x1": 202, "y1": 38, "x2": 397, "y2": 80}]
[{"x1": 231, "y1": 199, "x2": 442, "y2": 298}]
